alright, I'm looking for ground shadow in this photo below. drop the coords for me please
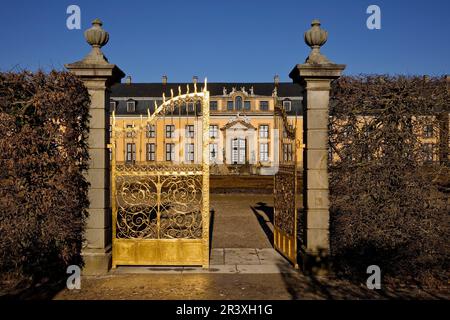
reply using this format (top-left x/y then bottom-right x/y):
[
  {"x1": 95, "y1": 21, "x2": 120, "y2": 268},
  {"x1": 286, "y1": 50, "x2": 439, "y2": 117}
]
[
  {"x1": 0, "y1": 278, "x2": 67, "y2": 300},
  {"x1": 250, "y1": 202, "x2": 274, "y2": 246}
]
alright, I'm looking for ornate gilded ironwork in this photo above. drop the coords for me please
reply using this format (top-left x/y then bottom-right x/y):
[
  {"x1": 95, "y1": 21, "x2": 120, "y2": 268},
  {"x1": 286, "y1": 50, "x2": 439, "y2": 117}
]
[
  {"x1": 273, "y1": 102, "x2": 299, "y2": 268},
  {"x1": 274, "y1": 164, "x2": 296, "y2": 237},
  {"x1": 111, "y1": 80, "x2": 210, "y2": 267}
]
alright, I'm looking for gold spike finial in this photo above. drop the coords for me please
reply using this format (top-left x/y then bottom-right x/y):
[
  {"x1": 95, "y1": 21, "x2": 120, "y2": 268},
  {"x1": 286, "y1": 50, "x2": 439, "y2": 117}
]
[
  {"x1": 204, "y1": 77, "x2": 207, "y2": 92},
  {"x1": 186, "y1": 84, "x2": 190, "y2": 94}
]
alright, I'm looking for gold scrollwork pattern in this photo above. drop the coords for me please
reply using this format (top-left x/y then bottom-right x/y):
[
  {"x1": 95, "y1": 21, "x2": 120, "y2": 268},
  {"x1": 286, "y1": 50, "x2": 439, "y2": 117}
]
[
  {"x1": 274, "y1": 164, "x2": 296, "y2": 237},
  {"x1": 115, "y1": 168, "x2": 203, "y2": 239}
]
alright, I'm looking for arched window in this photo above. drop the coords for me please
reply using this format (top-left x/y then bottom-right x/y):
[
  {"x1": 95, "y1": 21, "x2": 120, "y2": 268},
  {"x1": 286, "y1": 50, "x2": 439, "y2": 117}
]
[{"x1": 235, "y1": 96, "x2": 242, "y2": 110}]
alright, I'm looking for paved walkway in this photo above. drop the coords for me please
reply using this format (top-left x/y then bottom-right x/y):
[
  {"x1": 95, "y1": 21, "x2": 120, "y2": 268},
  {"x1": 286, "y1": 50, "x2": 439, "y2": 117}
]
[{"x1": 210, "y1": 193, "x2": 274, "y2": 248}]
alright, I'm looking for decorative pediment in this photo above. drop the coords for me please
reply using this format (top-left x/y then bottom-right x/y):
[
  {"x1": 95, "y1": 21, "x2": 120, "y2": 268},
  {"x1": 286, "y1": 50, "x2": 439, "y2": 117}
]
[
  {"x1": 222, "y1": 86, "x2": 255, "y2": 97},
  {"x1": 221, "y1": 114, "x2": 256, "y2": 131}
]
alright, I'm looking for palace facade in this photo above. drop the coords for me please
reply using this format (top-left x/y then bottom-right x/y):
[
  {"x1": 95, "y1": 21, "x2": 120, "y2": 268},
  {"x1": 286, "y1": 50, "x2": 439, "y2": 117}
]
[{"x1": 110, "y1": 76, "x2": 304, "y2": 175}]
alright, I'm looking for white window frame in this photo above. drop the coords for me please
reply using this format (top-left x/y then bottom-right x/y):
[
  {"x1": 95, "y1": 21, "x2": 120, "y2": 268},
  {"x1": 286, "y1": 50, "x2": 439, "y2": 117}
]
[
  {"x1": 283, "y1": 100, "x2": 292, "y2": 112},
  {"x1": 166, "y1": 124, "x2": 175, "y2": 138},
  {"x1": 146, "y1": 143, "x2": 156, "y2": 161},
  {"x1": 259, "y1": 125, "x2": 269, "y2": 138},
  {"x1": 185, "y1": 125, "x2": 195, "y2": 138},
  {"x1": 185, "y1": 143, "x2": 195, "y2": 162},
  {"x1": 209, "y1": 125, "x2": 218, "y2": 139},
  {"x1": 259, "y1": 143, "x2": 269, "y2": 162},
  {"x1": 126, "y1": 101, "x2": 136, "y2": 112}
]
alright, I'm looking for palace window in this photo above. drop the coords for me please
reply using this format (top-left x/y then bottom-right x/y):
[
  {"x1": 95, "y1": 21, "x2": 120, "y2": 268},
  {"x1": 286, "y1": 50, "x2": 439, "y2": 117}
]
[
  {"x1": 209, "y1": 125, "x2": 218, "y2": 139},
  {"x1": 282, "y1": 143, "x2": 293, "y2": 162},
  {"x1": 283, "y1": 124, "x2": 294, "y2": 138},
  {"x1": 283, "y1": 100, "x2": 292, "y2": 112},
  {"x1": 126, "y1": 124, "x2": 134, "y2": 138},
  {"x1": 210, "y1": 101, "x2": 218, "y2": 111},
  {"x1": 109, "y1": 124, "x2": 112, "y2": 138},
  {"x1": 188, "y1": 103, "x2": 195, "y2": 112},
  {"x1": 423, "y1": 124, "x2": 434, "y2": 138},
  {"x1": 126, "y1": 100, "x2": 136, "y2": 112},
  {"x1": 185, "y1": 143, "x2": 195, "y2": 162},
  {"x1": 126, "y1": 143, "x2": 136, "y2": 163},
  {"x1": 166, "y1": 124, "x2": 175, "y2": 138},
  {"x1": 185, "y1": 125, "x2": 195, "y2": 138},
  {"x1": 110, "y1": 101, "x2": 117, "y2": 113},
  {"x1": 260, "y1": 143, "x2": 269, "y2": 162},
  {"x1": 244, "y1": 101, "x2": 251, "y2": 111},
  {"x1": 235, "y1": 96, "x2": 243, "y2": 110},
  {"x1": 165, "y1": 143, "x2": 175, "y2": 161},
  {"x1": 209, "y1": 143, "x2": 218, "y2": 161},
  {"x1": 259, "y1": 101, "x2": 269, "y2": 111},
  {"x1": 227, "y1": 101, "x2": 233, "y2": 111},
  {"x1": 146, "y1": 124, "x2": 156, "y2": 138},
  {"x1": 146, "y1": 143, "x2": 156, "y2": 161},
  {"x1": 259, "y1": 125, "x2": 269, "y2": 138}
]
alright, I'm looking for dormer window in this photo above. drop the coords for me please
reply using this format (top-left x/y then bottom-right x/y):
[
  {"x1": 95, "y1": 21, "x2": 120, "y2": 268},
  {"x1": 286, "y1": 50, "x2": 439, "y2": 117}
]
[
  {"x1": 259, "y1": 101, "x2": 269, "y2": 111},
  {"x1": 110, "y1": 100, "x2": 117, "y2": 113},
  {"x1": 283, "y1": 100, "x2": 292, "y2": 112},
  {"x1": 235, "y1": 96, "x2": 242, "y2": 110},
  {"x1": 127, "y1": 100, "x2": 136, "y2": 113}
]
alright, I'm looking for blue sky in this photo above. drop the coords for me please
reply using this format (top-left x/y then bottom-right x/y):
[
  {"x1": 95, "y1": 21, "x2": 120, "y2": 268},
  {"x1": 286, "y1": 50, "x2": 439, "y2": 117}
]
[{"x1": 0, "y1": 0, "x2": 449, "y2": 82}]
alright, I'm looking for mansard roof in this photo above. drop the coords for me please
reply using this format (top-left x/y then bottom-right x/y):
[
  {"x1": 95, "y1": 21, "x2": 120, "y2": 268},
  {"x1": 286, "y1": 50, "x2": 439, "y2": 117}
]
[{"x1": 110, "y1": 82, "x2": 303, "y2": 98}]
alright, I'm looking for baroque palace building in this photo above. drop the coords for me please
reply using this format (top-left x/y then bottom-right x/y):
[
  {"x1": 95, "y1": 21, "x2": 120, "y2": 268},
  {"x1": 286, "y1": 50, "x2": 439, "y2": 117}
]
[
  {"x1": 109, "y1": 76, "x2": 304, "y2": 175},
  {"x1": 109, "y1": 75, "x2": 445, "y2": 175}
]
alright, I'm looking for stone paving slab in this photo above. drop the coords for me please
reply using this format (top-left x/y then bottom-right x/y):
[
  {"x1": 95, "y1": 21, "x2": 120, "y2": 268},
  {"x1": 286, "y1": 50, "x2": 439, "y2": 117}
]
[
  {"x1": 257, "y1": 248, "x2": 290, "y2": 265},
  {"x1": 112, "y1": 248, "x2": 294, "y2": 274},
  {"x1": 210, "y1": 248, "x2": 224, "y2": 265},
  {"x1": 224, "y1": 248, "x2": 260, "y2": 265},
  {"x1": 236, "y1": 264, "x2": 296, "y2": 274}
]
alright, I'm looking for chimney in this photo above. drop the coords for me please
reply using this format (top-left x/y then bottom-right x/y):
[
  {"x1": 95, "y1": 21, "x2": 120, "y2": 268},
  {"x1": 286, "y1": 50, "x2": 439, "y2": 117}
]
[
  {"x1": 125, "y1": 75, "x2": 132, "y2": 84},
  {"x1": 193, "y1": 76, "x2": 198, "y2": 84},
  {"x1": 274, "y1": 74, "x2": 279, "y2": 85},
  {"x1": 162, "y1": 75, "x2": 167, "y2": 85}
]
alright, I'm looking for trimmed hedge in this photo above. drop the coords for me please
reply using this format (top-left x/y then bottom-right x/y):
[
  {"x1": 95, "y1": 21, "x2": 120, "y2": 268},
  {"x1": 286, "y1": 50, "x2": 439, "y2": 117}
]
[
  {"x1": 329, "y1": 75, "x2": 449, "y2": 287},
  {"x1": 0, "y1": 71, "x2": 90, "y2": 291}
]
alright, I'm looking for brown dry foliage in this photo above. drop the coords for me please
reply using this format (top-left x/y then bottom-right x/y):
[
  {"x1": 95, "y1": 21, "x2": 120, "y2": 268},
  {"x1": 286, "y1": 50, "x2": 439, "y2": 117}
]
[
  {"x1": 329, "y1": 75, "x2": 449, "y2": 287},
  {"x1": 0, "y1": 71, "x2": 90, "y2": 291}
]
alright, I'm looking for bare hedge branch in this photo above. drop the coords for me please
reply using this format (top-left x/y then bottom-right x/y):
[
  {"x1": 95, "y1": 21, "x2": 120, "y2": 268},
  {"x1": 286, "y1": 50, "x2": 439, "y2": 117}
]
[
  {"x1": 0, "y1": 71, "x2": 90, "y2": 290},
  {"x1": 329, "y1": 75, "x2": 449, "y2": 287}
]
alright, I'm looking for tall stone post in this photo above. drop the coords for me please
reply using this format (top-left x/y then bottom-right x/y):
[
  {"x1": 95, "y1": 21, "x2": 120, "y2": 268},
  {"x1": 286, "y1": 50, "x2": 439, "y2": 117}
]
[
  {"x1": 289, "y1": 20, "x2": 345, "y2": 271},
  {"x1": 66, "y1": 19, "x2": 125, "y2": 275}
]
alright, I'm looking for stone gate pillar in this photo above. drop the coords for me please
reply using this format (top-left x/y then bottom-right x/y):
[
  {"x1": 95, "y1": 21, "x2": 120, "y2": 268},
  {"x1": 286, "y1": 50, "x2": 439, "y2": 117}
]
[
  {"x1": 66, "y1": 19, "x2": 124, "y2": 275},
  {"x1": 289, "y1": 20, "x2": 345, "y2": 271}
]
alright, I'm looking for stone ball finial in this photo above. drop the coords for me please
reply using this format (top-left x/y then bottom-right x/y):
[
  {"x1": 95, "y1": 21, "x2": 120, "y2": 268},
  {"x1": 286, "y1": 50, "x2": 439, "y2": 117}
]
[
  {"x1": 304, "y1": 19, "x2": 331, "y2": 64},
  {"x1": 304, "y1": 19, "x2": 328, "y2": 48},
  {"x1": 84, "y1": 18, "x2": 109, "y2": 48}
]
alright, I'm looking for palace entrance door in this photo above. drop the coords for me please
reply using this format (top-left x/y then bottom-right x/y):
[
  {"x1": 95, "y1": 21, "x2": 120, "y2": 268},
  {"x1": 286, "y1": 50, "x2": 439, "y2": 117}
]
[{"x1": 231, "y1": 138, "x2": 246, "y2": 164}]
